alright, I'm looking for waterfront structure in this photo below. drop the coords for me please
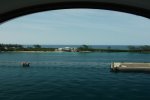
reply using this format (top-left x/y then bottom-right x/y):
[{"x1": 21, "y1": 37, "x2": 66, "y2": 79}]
[
  {"x1": 55, "y1": 47, "x2": 77, "y2": 52},
  {"x1": 111, "y1": 62, "x2": 150, "y2": 72}
]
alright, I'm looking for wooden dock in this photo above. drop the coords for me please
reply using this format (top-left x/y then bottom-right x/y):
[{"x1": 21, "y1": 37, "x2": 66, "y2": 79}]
[{"x1": 111, "y1": 62, "x2": 150, "y2": 72}]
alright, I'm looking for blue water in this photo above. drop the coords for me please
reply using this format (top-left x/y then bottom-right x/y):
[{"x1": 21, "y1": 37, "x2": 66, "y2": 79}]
[{"x1": 0, "y1": 52, "x2": 150, "y2": 100}]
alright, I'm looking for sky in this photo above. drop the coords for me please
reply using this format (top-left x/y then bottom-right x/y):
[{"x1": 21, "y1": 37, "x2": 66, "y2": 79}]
[{"x1": 0, "y1": 9, "x2": 150, "y2": 45}]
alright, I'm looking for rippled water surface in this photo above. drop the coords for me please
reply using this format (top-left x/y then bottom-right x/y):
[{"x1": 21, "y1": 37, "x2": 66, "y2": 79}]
[{"x1": 0, "y1": 52, "x2": 150, "y2": 100}]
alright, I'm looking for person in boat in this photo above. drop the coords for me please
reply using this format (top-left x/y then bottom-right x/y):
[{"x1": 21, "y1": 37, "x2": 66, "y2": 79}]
[{"x1": 21, "y1": 62, "x2": 30, "y2": 67}]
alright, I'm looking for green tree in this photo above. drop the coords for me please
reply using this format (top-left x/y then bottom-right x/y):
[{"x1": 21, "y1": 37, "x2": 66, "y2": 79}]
[
  {"x1": 107, "y1": 46, "x2": 111, "y2": 50},
  {"x1": 33, "y1": 45, "x2": 41, "y2": 48},
  {"x1": 139, "y1": 45, "x2": 150, "y2": 50},
  {"x1": 128, "y1": 46, "x2": 136, "y2": 50},
  {"x1": 77, "y1": 45, "x2": 93, "y2": 51}
]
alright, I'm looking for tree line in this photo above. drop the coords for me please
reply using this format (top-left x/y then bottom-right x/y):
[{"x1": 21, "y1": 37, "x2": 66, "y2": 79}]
[
  {"x1": 77, "y1": 45, "x2": 150, "y2": 52},
  {"x1": 0, "y1": 44, "x2": 55, "y2": 51},
  {"x1": 128, "y1": 45, "x2": 150, "y2": 51},
  {"x1": 0, "y1": 43, "x2": 150, "y2": 52}
]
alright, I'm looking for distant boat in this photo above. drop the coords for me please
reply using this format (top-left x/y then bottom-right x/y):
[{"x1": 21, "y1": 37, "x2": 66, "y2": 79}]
[{"x1": 21, "y1": 62, "x2": 30, "y2": 67}]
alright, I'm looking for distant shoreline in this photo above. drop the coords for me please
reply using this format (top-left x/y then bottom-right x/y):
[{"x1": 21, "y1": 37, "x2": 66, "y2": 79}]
[
  {"x1": 0, "y1": 50, "x2": 150, "y2": 53},
  {"x1": 0, "y1": 44, "x2": 150, "y2": 53},
  {"x1": 0, "y1": 51, "x2": 57, "y2": 53}
]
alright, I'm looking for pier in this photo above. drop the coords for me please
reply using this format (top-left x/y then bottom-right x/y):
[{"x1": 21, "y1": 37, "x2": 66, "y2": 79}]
[{"x1": 111, "y1": 62, "x2": 150, "y2": 72}]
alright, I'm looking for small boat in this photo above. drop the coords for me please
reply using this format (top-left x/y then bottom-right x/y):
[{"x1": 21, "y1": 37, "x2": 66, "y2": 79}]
[{"x1": 21, "y1": 62, "x2": 30, "y2": 67}]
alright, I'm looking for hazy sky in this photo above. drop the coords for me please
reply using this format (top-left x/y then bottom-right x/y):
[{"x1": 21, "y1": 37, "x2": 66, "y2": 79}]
[{"x1": 0, "y1": 9, "x2": 150, "y2": 45}]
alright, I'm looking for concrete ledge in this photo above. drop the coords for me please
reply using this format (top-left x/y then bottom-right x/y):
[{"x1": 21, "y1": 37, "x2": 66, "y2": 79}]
[{"x1": 111, "y1": 62, "x2": 150, "y2": 72}]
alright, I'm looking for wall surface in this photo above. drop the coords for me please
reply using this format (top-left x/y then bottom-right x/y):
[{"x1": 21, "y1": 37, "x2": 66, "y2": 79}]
[{"x1": 1, "y1": 0, "x2": 150, "y2": 23}]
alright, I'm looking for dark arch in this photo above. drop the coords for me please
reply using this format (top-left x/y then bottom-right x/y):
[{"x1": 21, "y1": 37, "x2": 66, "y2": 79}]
[{"x1": 1, "y1": 1, "x2": 150, "y2": 23}]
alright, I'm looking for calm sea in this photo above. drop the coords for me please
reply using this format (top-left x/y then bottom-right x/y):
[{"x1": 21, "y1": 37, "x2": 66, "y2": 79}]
[{"x1": 0, "y1": 52, "x2": 150, "y2": 100}]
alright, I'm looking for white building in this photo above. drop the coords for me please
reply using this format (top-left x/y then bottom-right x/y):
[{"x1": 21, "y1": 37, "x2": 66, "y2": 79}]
[{"x1": 55, "y1": 47, "x2": 77, "y2": 52}]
